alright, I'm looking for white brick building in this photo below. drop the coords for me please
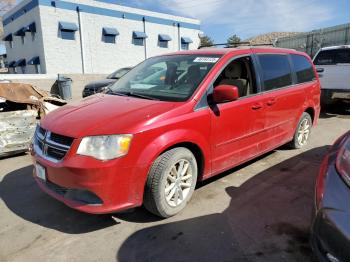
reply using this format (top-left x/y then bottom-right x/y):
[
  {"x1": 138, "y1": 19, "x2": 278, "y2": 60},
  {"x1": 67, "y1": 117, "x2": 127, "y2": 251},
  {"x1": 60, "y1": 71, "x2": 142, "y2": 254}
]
[{"x1": 2, "y1": 0, "x2": 201, "y2": 74}]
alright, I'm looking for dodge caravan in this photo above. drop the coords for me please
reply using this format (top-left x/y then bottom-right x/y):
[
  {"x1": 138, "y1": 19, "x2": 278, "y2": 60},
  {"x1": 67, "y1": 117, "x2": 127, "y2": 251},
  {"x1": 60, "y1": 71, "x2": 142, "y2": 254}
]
[{"x1": 31, "y1": 47, "x2": 321, "y2": 218}]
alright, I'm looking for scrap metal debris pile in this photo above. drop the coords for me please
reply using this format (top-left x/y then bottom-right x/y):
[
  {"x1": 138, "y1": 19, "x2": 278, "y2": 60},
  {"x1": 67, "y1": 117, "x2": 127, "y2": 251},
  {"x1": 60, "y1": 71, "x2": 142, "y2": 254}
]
[{"x1": 0, "y1": 83, "x2": 66, "y2": 157}]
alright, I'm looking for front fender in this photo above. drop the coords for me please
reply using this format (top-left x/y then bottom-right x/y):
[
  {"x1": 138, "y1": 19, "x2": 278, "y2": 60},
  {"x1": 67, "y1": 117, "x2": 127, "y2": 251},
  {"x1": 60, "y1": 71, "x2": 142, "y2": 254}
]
[{"x1": 129, "y1": 127, "x2": 211, "y2": 205}]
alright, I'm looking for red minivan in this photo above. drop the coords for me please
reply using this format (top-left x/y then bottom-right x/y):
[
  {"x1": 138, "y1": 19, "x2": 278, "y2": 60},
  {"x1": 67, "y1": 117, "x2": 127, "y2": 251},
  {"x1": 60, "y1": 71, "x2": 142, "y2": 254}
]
[{"x1": 31, "y1": 47, "x2": 320, "y2": 217}]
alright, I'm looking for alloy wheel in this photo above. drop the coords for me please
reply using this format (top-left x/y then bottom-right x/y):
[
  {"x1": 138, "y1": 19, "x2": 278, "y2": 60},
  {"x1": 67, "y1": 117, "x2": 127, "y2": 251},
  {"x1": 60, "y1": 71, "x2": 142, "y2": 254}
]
[
  {"x1": 165, "y1": 159, "x2": 193, "y2": 207},
  {"x1": 297, "y1": 118, "x2": 311, "y2": 146}
]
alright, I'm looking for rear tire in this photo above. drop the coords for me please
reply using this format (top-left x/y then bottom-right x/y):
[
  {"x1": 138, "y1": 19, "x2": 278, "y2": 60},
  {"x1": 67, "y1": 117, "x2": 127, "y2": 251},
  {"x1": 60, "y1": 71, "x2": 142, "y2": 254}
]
[
  {"x1": 289, "y1": 112, "x2": 312, "y2": 149},
  {"x1": 144, "y1": 147, "x2": 198, "y2": 218}
]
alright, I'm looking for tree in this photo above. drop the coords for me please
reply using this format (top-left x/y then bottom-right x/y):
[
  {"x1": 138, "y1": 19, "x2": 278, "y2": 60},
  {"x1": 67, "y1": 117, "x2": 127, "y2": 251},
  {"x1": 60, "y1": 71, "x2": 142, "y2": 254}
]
[
  {"x1": 227, "y1": 34, "x2": 241, "y2": 46},
  {"x1": 199, "y1": 35, "x2": 214, "y2": 47}
]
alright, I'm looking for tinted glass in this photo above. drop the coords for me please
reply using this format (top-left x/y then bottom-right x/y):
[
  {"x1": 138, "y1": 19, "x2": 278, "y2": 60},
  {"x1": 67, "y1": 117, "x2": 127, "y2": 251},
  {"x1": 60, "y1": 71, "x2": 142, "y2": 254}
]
[
  {"x1": 291, "y1": 54, "x2": 315, "y2": 83},
  {"x1": 109, "y1": 55, "x2": 221, "y2": 102},
  {"x1": 133, "y1": 38, "x2": 144, "y2": 46},
  {"x1": 314, "y1": 48, "x2": 350, "y2": 65},
  {"x1": 61, "y1": 30, "x2": 75, "y2": 40},
  {"x1": 258, "y1": 54, "x2": 292, "y2": 90},
  {"x1": 159, "y1": 41, "x2": 168, "y2": 48},
  {"x1": 104, "y1": 35, "x2": 116, "y2": 44},
  {"x1": 181, "y1": 43, "x2": 189, "y2": 50}
]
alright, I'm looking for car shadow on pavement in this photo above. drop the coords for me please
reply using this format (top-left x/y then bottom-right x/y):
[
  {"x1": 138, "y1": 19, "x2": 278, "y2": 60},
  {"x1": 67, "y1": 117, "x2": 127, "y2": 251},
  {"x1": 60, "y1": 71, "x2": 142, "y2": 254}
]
[
  {"x1": 320, "y1": 102, "x2": 350, "y2": 119},
  {"x1": 117, "y1": 146, "x2": 330, "y2": 262},
  {"x1": 0, "y1": 165, "x2": 118, "y2": 234}
]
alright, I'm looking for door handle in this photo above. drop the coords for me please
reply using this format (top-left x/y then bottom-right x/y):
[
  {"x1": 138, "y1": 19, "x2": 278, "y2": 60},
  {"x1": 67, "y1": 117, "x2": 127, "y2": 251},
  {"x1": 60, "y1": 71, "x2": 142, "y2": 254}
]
[
  {"x1": 252, "y1": 103, "x2": 263, "y2": 110},
  {"x1": 316, "y1": 68, "x2": 324, "y2": 73},
  {"x1": 266, "y1": 98, "x2": 276, "y2": 106}
]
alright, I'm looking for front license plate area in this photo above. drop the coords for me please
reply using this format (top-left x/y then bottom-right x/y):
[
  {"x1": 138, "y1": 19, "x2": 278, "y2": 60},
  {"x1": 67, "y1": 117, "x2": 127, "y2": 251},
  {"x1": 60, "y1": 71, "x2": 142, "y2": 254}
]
[{"x1": 35, "y1": 163, "x2": 46, "y2": 181}]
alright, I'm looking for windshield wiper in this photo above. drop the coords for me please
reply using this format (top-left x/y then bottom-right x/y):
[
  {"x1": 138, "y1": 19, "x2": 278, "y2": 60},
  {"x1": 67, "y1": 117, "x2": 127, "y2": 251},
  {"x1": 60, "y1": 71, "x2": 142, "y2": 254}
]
[
  {"x1": 124, "y1": 92, "x2": 160, "y2": 100},
  {"x1": 106, "y1": 89, "x2": 128, "y2": 96},
  {"x1": 107, "y1": 90, "x2": 159, "y2": 100}
]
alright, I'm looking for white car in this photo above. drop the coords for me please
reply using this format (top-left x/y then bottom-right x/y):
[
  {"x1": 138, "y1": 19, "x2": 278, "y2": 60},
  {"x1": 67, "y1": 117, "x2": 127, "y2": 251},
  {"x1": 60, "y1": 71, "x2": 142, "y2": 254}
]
[{"x1": 313, "y1": 45, "x2": 350, "y2": 105}]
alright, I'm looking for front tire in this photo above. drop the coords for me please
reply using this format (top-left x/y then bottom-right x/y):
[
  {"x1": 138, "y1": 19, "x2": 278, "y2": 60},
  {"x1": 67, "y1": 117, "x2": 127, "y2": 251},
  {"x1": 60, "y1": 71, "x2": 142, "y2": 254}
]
[
  {"x1": 289, "y1": 112, "x2": 312, "y2": 149},
  {"x1": 144, "y1": 147, "x2": 198, "y2": 218}
]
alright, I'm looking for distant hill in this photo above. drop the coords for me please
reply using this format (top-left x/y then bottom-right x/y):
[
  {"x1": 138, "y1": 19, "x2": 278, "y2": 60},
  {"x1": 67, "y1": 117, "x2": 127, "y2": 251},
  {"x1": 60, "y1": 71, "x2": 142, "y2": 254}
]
[
  {"x1": 245, "y1": 32, "x2": 301, "y2": 45},
  {"x1": 0, "y1": 22, "x2": 3, "y2": 38}
]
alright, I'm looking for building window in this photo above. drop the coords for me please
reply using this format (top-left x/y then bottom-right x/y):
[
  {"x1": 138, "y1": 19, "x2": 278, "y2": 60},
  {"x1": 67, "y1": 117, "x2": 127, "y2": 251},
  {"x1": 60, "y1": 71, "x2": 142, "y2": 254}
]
[
  {"x1": 133, "y1": 38, "x2": 144, "y2": 46},
  {"x1": 14, "y1": 28, "x2": 26, "y2": 44},
  {"x1": 159, "y1": 41, "x2": 168, "y2": 48},
  {"x1": 28, "y1": 56, "x2": 41, "y2": 74},
  {"x1": 102, "y1": 27, "x2": 119, "y2": 44},
  {"x1": 158, "y1": 34, "x2": 171, "y2": 48},
  {"x1": 25, "y1": 22, "x2": 36, "y2": 41},
  {"x1": 133, "y1": 31, "x2": 147, "y2": 46},
  {"x1": 14, "y1": 59, "x2": 26, "y2": 74},
  {"x1": 8, "y1": 61, "x2": 16, "y2": 73},
  {"x1": 59, "y1": 22, "x2": 78, "y2": 40},
  {"x1": 181, "y1": 37, "x2": 193, "y2": 50},
  {"x1": 61, "y1": 30, "x2": 75, "y2": 40},
  {"x1": 4, "y1": 34, "x2": 13, "y2": 48},
  {"x1": 181, "y1": 43, "x2": 189, "y2": 50},
  {"x1": 104, "y1": 35, "x2": 115, "y2": 44}
]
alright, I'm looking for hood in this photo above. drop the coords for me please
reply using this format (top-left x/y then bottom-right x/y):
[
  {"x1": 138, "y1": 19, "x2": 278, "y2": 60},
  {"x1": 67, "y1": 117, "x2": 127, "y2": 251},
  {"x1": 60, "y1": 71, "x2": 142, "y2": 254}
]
[
  {"x1": 41, "y1": 94, "x2": 179, "y2": 138},
  {"x1": 84, "y1": 79, "x2": 116, "y2": 89}
]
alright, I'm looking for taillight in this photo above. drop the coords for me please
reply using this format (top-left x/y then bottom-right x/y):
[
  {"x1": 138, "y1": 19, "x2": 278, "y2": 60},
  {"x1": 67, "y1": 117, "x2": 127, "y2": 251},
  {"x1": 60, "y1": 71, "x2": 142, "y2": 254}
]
[
  {"x1": 316, "y1": 155, "x2": 329, "y2": 208},
  {"x1": 335, "y1": 136, "x2": 350, "y2": 186}
]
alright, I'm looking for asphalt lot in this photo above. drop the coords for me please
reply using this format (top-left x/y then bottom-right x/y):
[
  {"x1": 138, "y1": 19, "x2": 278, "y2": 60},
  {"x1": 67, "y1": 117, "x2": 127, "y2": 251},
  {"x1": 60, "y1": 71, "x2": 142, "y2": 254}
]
[{"x1": 0, "y1": 105, "x2": 350, "y2": 262}]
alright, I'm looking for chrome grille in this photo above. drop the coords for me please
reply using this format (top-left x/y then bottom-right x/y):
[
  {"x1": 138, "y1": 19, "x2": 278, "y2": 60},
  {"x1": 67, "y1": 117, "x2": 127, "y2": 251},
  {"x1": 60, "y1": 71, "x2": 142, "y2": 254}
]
[{"x1": 34, "y1": 126, "x2": 74, "y2": 162}]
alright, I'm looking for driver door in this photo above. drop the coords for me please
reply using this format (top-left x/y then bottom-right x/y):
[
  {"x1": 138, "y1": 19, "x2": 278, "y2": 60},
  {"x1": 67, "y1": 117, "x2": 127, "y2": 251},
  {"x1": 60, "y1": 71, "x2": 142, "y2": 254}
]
[{"x1": 210, "y1": 55, "x2": 266, "y2": 175}]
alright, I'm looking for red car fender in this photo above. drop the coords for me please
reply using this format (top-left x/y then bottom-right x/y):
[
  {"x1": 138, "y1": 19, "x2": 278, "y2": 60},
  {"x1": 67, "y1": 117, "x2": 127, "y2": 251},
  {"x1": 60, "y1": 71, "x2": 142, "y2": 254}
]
[{"x1": 131, "y1": 128, "x2": 211, "y2": 199}]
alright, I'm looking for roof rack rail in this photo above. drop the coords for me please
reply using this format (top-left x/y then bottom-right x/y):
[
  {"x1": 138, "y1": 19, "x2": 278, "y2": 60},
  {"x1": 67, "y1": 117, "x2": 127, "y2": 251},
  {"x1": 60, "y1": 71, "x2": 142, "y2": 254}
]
[{"x1": 198, "y1": 42, "x2": 274, "y2": 49}]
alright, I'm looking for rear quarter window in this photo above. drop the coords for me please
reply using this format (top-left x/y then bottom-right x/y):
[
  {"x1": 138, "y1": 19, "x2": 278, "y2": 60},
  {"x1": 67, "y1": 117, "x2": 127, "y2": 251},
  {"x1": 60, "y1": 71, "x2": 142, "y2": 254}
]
[
  {"x1": 314, "y1": 48, "x2": 350, "y2": 65},
  {"x1": 291, "y1": 54, "x2": 315, "y2": 83},
  {"x1": 258, "y1": 54, "x2": 293, "y2": 91}
]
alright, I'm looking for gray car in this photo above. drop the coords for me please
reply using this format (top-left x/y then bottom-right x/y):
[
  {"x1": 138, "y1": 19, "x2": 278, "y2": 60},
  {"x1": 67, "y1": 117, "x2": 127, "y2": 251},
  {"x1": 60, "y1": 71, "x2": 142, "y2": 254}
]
[
  {"x1": 82, "y1": 67, "x2": 132, "y2": 98},
  {"x1": 311, "y1": 130, "x2": 350, "y2": 262}
]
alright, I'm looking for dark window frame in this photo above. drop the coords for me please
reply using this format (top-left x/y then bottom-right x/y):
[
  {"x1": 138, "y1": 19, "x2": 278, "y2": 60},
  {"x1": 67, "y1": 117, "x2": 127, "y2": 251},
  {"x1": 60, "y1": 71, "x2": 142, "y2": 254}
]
[
  {"x1": 133, "y1": 38, "x2": 144, "y2": 46},
  {"x1": 290, "y1": 54, "x2": 316, "y2": 84},
  {"x1": 158, "y1": 40, "x2": 169, "y2": 48},
  {"x1": 60, "y1": 30, "x2": 76, "y2": 40},
  {"x1": 103, "y1": 34, "x2": 116, "y2": 44},
  {"x1": 256, "y1": 53, "x2": 293, "y2": 92},
  {"x1": 181, "y1": 43, "x2": 189, "y2": 50}
]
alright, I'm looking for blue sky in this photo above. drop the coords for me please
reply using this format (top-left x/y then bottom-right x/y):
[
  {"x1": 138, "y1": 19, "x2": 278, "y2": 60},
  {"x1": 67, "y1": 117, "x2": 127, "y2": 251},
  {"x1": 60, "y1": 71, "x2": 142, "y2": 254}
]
[{"x1": 115, "y1": 0, "x2": 350, "y2": 42}]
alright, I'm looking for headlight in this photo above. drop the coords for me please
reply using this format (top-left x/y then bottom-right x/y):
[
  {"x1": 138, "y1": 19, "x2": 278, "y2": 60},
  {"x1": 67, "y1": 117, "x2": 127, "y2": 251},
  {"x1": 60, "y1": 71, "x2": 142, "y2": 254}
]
[{"x1": 77, "y1": 135, "x2": 132, "y2": 160}]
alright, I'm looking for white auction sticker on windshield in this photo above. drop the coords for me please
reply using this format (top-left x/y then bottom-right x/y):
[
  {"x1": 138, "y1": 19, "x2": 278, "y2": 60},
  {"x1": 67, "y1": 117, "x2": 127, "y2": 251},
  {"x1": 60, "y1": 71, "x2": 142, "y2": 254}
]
[{"x1": 193, "y1": 57, "x2": 219, "y2": 63}]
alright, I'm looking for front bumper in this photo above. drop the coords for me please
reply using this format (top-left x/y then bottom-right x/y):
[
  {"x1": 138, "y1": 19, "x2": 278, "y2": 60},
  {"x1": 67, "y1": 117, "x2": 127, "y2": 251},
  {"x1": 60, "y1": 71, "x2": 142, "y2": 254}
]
[
  {"x1": 31, "y1": 147, "x2": 147, "y2": 214},
  {"x1": 311, "y1": 156, "x2": 350, "y2": 261}
]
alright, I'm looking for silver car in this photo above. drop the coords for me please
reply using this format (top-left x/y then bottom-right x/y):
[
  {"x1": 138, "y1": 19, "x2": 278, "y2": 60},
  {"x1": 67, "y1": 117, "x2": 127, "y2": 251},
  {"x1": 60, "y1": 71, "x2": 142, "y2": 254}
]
[{"x1": 313, "y1": 45, "x2": 350, "y2": 105}]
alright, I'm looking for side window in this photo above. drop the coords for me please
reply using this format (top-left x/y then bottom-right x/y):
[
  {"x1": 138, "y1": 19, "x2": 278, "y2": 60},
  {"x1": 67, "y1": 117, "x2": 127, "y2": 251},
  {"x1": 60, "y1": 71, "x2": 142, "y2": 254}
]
[
  {"x1": 291, "y1": 54, "x2": 315, "y2": 83},
  {"x1": 213, "y1": 56, "x2": 257, "y2": 98},
  {"x1": 314, "y1": 49, "x2": 350, "y2": 65},
  {"x1": 335, "y1": 49, "x2": 350, "y2": 63},
  {"x1": 258, "y1": 54, "x2": 292, "y2": 91},
  {"x1": 314, "y1": 50, "x2": 335, "y2": 65}
]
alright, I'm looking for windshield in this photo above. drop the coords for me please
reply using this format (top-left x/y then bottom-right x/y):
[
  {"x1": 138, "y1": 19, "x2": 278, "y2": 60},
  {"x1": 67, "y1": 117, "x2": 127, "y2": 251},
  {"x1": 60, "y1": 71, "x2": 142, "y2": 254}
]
[
  {"x1": 108, "y1": 55, "x2": 222, "y2": 102},
  {"x1": 108, "y1": 68, "x2": 132, "y2": 79}
]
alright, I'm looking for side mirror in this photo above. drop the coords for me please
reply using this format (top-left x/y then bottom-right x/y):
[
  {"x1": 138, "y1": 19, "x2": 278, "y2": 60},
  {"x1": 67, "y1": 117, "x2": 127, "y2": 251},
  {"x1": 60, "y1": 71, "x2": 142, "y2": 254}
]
[{"x1": 213, "y1": 85, "x2": 239, "y2": 103}]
